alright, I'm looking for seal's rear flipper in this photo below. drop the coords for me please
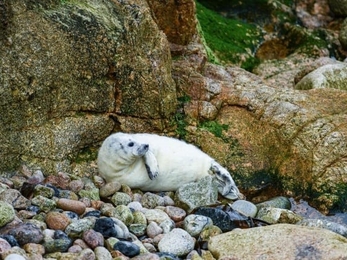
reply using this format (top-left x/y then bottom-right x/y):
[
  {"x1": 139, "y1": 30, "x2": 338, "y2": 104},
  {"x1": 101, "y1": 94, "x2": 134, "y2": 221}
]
[
  {"x1": 210, "y1": 161, "x2": 240, "y2": 200},
  {"x1": 143, "y1": 150, "x2": 159, "y2": 180}
]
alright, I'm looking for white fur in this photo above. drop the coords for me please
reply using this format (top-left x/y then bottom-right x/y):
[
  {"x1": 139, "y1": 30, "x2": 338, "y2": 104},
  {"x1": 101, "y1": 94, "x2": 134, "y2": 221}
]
[{"x1": 97, "y1": 132, "x2": 240, "y2": 199}]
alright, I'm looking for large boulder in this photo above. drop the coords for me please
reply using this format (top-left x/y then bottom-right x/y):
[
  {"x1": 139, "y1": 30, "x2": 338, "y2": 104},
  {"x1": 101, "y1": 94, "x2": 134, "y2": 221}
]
[
  {"x1": 0, "y1": 0, "x2": 176, "y2": 175},
  {"x1": 208, "y1": 224, "x2": 347, "y2": 259}
]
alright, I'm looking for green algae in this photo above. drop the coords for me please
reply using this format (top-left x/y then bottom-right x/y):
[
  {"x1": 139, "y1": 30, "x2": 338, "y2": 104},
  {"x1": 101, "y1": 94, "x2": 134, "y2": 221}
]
[{"x1": 195, "y1": 1, "x2": 263, "y2": 70}]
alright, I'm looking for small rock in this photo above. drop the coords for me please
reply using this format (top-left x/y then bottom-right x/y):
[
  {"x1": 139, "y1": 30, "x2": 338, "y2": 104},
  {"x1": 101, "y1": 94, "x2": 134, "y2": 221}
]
[
  {"x1": 68, "y1": 180, "x2": 85, "y2": 193},
  {"x1": 194, "y1": 207, "x2": 236, "y2": 232},
  {"x1": 130, "y1": 211, "x2": 147, "y2": 236},
  {"x1": 158, "y1": 228, "x2": 195, "y2": 256},
  {"x1": 94, "y1": 246, "x2": 112, "y2": 260},
  {"x1": 23, "y1": 242, "x2": 47, "y2": 255},
  {"x1": 0, "y1": 235, "x2": 19, "y2": 247},
  {"x1": 111, "y1": 192, "x2": 132, "y2": 206},
  {"x1": 256, "y1": 207, "x2": 303, "y2": 224},
  {"x1": 175, "y1": 176, "x2": 218, "y2": 213},
  {"x1": 183, "y1": 214, "x2": 213, "y2": 237},
  {"x1": 0, "y1": 238, "x2": 11, "y2": 253},
  {"x1": 57, "y1": 198, "x2": 86, "y2": 215},
  {"x1": 132, "y1": 252, "x2": 160, "y2": 259},
  {"x1": 128, "y1": 201, "x2": 143, "y2": 212},
  {"x1": 78, "y1": 248, "x2": 95, "y2": 260},
  {"x1": 0, "y1": 189, "x2": 30, "y2": 210},
  {"x1": 29, "y1": 170, "x2": 45, "y2": 183},
  {"x1": 113, "y1": 205, "x2": 134, "y2": 225},
  {"x1": 113, "y1": 241, "x2": 140, "y2": 258},
  {"x1": 82, "y1": 229, "x2": 104, "y2": 249},
  {"x1": 73, "y1": 238, "x2": 89, "y2": 249},
  {"x1": 163, "y1": 196, "x2": 175, "y2": 206},
  {"x1": 165, "y1": 206, "x2": 187, "y2": 222},
  {"x1": 65, "y1": 218, "x2": 95, "y2": 238},
  {"x1": 83, "y1": 210, "x2": 101, "y2": 218},
  {"x1": 156, "y1": 252, "x2": 181, "y2": 260},
  {"x1": 141, "y1": 192, "x2": 165, "y2": 208},
  {"x1": 0, "y1": 202, "x2": 15, "y2": 227},
  {"x1": 147, "y1": 222, "x2": 163, "y2": 238},
  {"x1": 46, "y1": 172, "x2": 71, "y2": 189},
  {"x1": 160, "y1": 219, "x2": 175, "y2": 234},
  {"x1": 144, "y1": 209, "x2": 171, "y2": 225},
  {"x1": 64, "y1": 211, "x2": 79, "y2": 220},
  {"x1": 8, "y1": 223, "x2": 44, "y2": 246},
  {"x1": 231, "y1": 200, "x2": 258, "y2": 217},
  {"x1": 58, "y1": 190, "x2": 79, "y2": 200},
  {"x1": 46, "y1": 211, "x2": 71, "y2": 230},
  {"x1": 142, "y1": 243, "x2": 157, "y2": 253},
  {"x1": 199, "y1": 225, "x2": 222, "y2": 241},
  {"x1": 31, "y1": 195, "x2": 56, "y2": 212},
  {"x1": 68, "y1": 245, "x2": 83, "y2": 253},
  {"x1": 33, "y1": 184, "x2": 55, "y2": 198},
  {"x1": 99, "y1": 182, "x2": 122, "y2": 198},
  {"x1": 256, "y1": 196, "x2": 291, "y2": 210},
  {"x1": 93, "y1": 218, "x2": 126, "y2": 239},
  {"x1": 44, "y1": 236, "x2": 72, "y2": 253},
  {"x1": 79, "y1": 182, "x2": 100, "y2": 201},
  {"x1": 4, "y1": 254, "x2": 26, "y2": 260}
]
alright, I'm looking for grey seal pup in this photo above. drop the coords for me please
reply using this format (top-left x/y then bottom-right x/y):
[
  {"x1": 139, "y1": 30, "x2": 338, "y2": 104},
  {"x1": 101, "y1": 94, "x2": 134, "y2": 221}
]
[{"x1": 97, "y1": 132, "x2": 241, "y2": 199}]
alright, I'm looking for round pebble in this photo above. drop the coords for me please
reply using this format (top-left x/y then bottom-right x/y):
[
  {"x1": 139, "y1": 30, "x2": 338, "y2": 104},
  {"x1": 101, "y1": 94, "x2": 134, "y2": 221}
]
[
  {"x1": 57, "y1": 198, "x2": 86, "y2": 215},
  {"x1": 65, "y1": 218, "x2": 94, "y2": 238},
  {"x1": 46, "y1": 211, "x2": 71, "y2": 230},
  {"x1": 231, "y1": 200, "x2": 258, "y2": 217},
  {"x1": 23, "y1": 243, "x2": 45, "y2": 255},
  {"x1": 68, "y1": 180, "x2": 85, "y2": 193},
  {"x1": 158, "y1": 228, "x2": 195, "y2": 256},
  {"x1": 99, "y1": 182, "x2": 122, "y2": 198},
  {"x1": 184, "y1": 214, "x2": 213, "y2": 237},
  {"x1": 0, "y1": 238, "x2": 11, "y2": 253},
  {"x1": 94, "y1": 246, "x2": 112, "y2": 260},
  {"x1": 82, "y1": 229, "x2": 104, "y2": 249},
  {"x1": 141, "y1": 192, "x2": 165, "y2": 208},
  {"x1": 4, "y1": 254, "x2": 26, "y2": 260},
  {"x1": 113, "y1": 241, "x2": 140, "y2": 258},
  {"x1": 164, "y1": 206, "x2": 186, "y2": 222},
  {"x1": 145, "y1": 209, "x2": 171, "y2": 224},
  {"x1": 93, "y1": 218, "x2": 121, "y2": 238},
  {"x1": 8, "y1": 223, "x2": 44, "y2": 246},
  {"x1": 146, "y1": 222, "x2": 163, "y2": 238},
  {"x1": 0, "y1": 202, "x2": 15, "y2": 227}
]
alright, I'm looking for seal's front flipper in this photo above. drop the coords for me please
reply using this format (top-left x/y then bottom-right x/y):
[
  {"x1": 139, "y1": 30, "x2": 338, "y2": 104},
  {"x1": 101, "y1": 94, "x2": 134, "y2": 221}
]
[{"x1": 143, "y1": 150, "x2": 159, "y2": 180}]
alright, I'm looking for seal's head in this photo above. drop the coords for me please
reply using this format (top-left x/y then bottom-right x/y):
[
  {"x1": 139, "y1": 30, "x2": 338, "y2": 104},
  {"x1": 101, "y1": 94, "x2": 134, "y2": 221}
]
[{"x1": 102, "y1": 133, "x2": 149, "y2": 164}]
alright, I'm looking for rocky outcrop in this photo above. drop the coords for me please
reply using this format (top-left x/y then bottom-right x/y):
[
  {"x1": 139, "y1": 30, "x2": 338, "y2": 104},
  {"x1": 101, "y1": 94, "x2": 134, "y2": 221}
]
[{"x1": 0, "y1": 0, "x2": 176, "y2": 175}]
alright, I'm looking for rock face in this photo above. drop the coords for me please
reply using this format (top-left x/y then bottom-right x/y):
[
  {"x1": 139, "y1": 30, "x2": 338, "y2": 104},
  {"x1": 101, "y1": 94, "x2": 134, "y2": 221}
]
[
  {"x1": 0, "y1": 0, "x2": 176, "y2": 174},
  {"x1": 2, "y1": 0, "x2": 347, "y2": 212},
  {"x1": 208, "y1": 224, "x2": 347, "y2": 259}
]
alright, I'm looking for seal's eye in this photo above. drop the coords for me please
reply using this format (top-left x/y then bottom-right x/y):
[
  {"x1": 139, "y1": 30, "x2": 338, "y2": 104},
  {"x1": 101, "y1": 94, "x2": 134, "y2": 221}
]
[{"x1": 128, "y1": 142, "x2": 134, "y2": 147}]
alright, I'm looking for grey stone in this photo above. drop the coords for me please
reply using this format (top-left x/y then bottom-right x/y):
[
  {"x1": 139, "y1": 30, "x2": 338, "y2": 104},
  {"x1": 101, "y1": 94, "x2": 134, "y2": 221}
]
[
  {"x1": 256, "y1": 207, "x2": 303, "y2": 224},
  {"x1": 158, "y1": 228, "x2": 195, "y2": 257},
  {"x1": 231, "y1": 200, "x2": 258, "y2": 217},
  {"x1": 175, "y1": 176, "x2": 218, "y2": 213},
  {"x1": 183, "y1": 214, "x2": 213, "y2": 237}
]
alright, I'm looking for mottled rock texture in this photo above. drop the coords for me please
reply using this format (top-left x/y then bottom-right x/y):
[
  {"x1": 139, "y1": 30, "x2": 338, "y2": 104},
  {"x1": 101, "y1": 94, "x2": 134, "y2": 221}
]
[
  {"x1": 0, "y1": 0, "x2": 176, "y2": 174},
  {"x1": 209, "y1": 224, "x2": 347, "y2": 259}
]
